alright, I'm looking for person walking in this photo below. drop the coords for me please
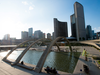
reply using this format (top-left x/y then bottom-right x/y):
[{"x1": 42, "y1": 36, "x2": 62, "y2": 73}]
[{"x1": 82, "y1": 49, "x2": 87, "y2": 61}]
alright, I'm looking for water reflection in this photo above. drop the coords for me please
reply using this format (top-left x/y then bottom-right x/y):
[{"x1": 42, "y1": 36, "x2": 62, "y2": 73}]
[{"x1": 0, "y1": 50, "x2": 81, "y2": 73}]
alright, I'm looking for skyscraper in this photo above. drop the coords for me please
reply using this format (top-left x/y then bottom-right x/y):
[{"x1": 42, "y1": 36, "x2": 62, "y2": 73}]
[
  {"x1": 47, "y1": 33, "x2": 51, "y2": 39},
  {"x1": 28, "y1": 28, "x2": 33, "y2": 38},
  {"x1": 71, "y1": 2, "x2": 86, "y2": 41},
  {"x1": 86, "y1": 25, "x2": 92, "y2": 40},
  {"x1": 3, "y1": 34, "x2": 10, "y2": 40},
  {"x1": 54, "y1": 18, "x2": 68, "y2": 39},
  {"x1": 97, "y1": 32, "x2": 100, "y2": 39},
  {"x1": 34, "y1": 30, "x2": 43, "y2": 39},
  {"x1": 70, "y1": 14, "x2": 76, "y2": 37},
  {"x1": 92, "y1": 30, "x2": 95, "y2": 39},
  {"x1": 21, "y1": 31, "x2": 28, "y2": 39},
  {"x1": 52, "y1": 32, "x2": 54, "y2": 40},
  {"x1": 43, "y1": 33, "x2": 45, "y2": 39}
]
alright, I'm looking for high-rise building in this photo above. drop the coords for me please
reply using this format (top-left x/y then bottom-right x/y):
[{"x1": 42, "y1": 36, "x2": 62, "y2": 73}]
[
  {"x1": 70, "y1": 14, "x2": 76, "y2": 37},
  {"x1": 93, "y1": 33, "x2": 97, "y2": 39},
  {"x1": 71, "y1": 2, "x2": 86, "y2": 41},
  {"x1": 92, "y1": 30, "x2": 95, "y2": 39},
  {"x1": 54, "y1": 18, "x2": 68, "y2": 39},
  {"x1": 52, "y1": 32, "x2": 54, "y2": 40},
  {"x1": 28, "y1": 28, "x2": 33, "y2": 38},
  {"x1": 3, "y1": 34, "x2": 10, "y2": 40},
  {"x1": 21, "y1": 31, "x2": 28, "y2": 39},
  {"x1": 34, "y1": 30, "x2": 43, "y2": 39},
  {"x1": 97, "y1": 32, "x2": 100, "y2": 39},
  {"x1": 47, "y1": 33, "x2": 51, "y2": 39},
  {"x1": 43, "y1": 33, "x2": 45, "y2": 39},
  {"x1": 86, "y1": 25, "x2": 92, "y2": 40}
]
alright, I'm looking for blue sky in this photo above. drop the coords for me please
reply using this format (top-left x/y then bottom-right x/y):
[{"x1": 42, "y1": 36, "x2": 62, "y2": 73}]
[{"x1": 0, "y1": 0, "x2": 100, "y2": 39}]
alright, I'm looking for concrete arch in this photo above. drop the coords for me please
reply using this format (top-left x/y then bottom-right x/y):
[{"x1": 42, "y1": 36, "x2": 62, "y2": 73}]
[
  {"x1": 11, "y1": 38, "x2": 60, "y2": 65},
  {"x1": 3, "y1": 39, "x2": 35, "y2": 60},
  {"x1": 35, "y1": 37, "x2": 72, "y2": 73},
  {"x1": 3, "y1": 38, "x2": 59, "y2": 61}
]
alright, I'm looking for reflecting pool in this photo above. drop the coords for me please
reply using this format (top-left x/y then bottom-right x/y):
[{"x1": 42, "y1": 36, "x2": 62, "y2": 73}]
[{"x1": 0, "y1": 50, "x2": 81, "y2": 73}]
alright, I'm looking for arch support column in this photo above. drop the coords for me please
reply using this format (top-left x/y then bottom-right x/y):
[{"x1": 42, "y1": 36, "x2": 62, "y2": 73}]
[{"x1": 35, "y1": 37, "x2": 72, "y2": 73}]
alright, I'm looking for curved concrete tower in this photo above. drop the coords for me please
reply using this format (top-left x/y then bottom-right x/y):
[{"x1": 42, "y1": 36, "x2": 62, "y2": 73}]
[
  {"x1": 54, "y1": 18, "x2": 68, "y2": 39},
  {"x1": 74, "y1": 2, "x2": 86, "y2": 41}
]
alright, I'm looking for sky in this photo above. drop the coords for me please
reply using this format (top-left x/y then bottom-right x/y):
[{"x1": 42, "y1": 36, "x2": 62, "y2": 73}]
[{"x1": 0, "y1": 0, "x2": 100, "y2": 39}]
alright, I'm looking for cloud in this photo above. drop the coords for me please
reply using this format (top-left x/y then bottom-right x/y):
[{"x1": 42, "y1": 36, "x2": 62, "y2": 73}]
[
  {"x1": 30, "y1": 2, "x2": 32, "y2": 4},
  {"x1": 29, "y1": 6, "x2": 34, "y2": 10},
  {"x1": 25, "y1": 10, "x2": 27, "y2": 13},
  {"x1": 22, "y1": 1, "x2": 28, "y2": 5},
  {"x1": 94, "y1": 28, "x2": 96, "y2": 30},
  {"x1": 94, "y1": 27, "x2": 100, "y2": 32}
]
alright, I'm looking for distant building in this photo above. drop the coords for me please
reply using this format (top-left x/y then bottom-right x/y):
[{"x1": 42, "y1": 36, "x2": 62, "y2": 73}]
[
  {"x1": 43, "y1": 33, "x2": 45, "y2": 39},
  {"x1": 71, "y1": 2, "x2": 86, "y2": 41},
  {"x1": 34, "y1": 30, "x2": 43, "y2": 39},
  {"x1": 97, "y1": 32, "x2": 100, "y2": 39},
  {"x1": 3, "y1": 34, "x2": 10, "y2": 40},
  {"x1": 54, "y1": 18, "x2": 68, "y2": 39},
  {"x1": 52, "y1": 32, "x2": 54, "y2": 40},
  {"x1": 28, "y1": 28, "x2": 33, "y2": 38},
  {"x1": 47, "y1": 33, "x2": 51, "y2": 39},
  {"x1": 86, "y1": 25, "x2": 92, "y2": 40},
  {"x1": 21, "y1": 31, "x2": 28, "y2": 39},
  {"x1": 10, "y1": 38, "x2": 16, "y2": 45},
  {"x1": 92, "y1": 30, "x2": 94, "y2": 39},
  {"x1": 94, "y1": 33, "x2": 97, "y2": 39}
]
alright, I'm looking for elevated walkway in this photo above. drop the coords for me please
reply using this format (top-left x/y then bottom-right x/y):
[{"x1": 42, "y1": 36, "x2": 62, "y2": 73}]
[{"x1": 79, "y1": 39, "x2": 100, "y2": 49}]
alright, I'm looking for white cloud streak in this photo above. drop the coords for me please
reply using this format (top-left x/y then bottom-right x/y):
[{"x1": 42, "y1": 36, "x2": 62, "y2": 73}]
[
  {"x1": 29, "y1": 6, "x2": 34, "y2": 10},
  {"x1": 22, "y1": 1, "x2": 28, "y2": 5},
  {"x1": 94, "y1": 27, "x2": 100, "y2": 32}
]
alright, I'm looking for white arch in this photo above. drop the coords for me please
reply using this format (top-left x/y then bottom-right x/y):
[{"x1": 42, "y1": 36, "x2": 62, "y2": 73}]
[
  {"x1": 35, "y1": 37, "x2": 72, "y2": 73},
  {"x1": 3, "y1": 39, "x2": 35, "y2": 61},
  {"x1": 10, "y1": 39, "x2": 60, "y2": 65}
]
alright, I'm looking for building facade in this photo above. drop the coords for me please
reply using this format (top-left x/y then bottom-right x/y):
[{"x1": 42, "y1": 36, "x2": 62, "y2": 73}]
[
  {"x1": 52, "y1": 32, "x2": 54, "y2": 40},
  {"x1": 97, "y1": 32, "x2": 100, "y2": 39},
  {"x1": 34, "y1": 30, "x2": 43, "y2": 39},
  {"x1": 71, "y1": 2, "x2": 86, "y2": 41},
  {"x1": 21, "y1": 31, "x2": 28, "y2": 39},
  {"x1": 70, "y1": 14, "x2": 76, "y2": 38},
  {"x1": 47, "y1": 33, "x2": 51, "y2": 39},
  {"x1": 28, "y1": 28, "x2": 33, "y2": 38},
  {"x1": 54, "y1": 18, "x2": 68, "y2": 39},
  {"x1": 43, "y1": 33, "x2": 45, "y2": 39},
  {"x1": 3, "y1": 34, "x2": 10, "y2": 40},
  {"x1": 86, "y1": 25, "x2": 92, "y2": 40}
]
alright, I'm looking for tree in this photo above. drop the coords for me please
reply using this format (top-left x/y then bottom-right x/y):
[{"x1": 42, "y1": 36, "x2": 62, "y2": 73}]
[
  {"x1": 82, "y1": 37, "x2": 85, "y2": 40},
  {"x1": 79, "y1": 37, "x2": 81, "y2": 41}
]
